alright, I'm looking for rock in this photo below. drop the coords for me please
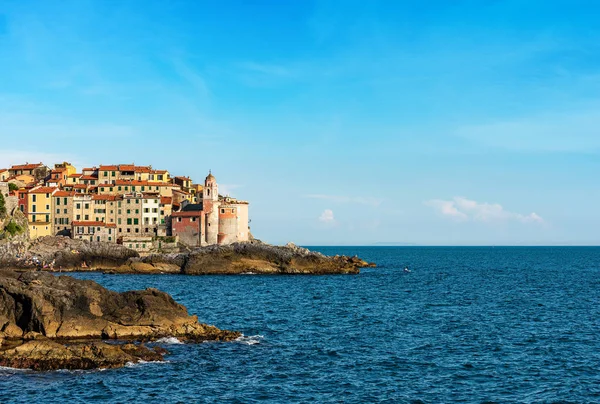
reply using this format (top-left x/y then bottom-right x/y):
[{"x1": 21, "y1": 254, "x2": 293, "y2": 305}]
[
  {"x1": 0, "y1": 270, "x2": 240, "y2": 370},
  {"x1": 0, "y1": 236, "x2": 375, "y2": 274},
  {"x1": 0, "y1": 340, "x2": 166, "y2": 371}
]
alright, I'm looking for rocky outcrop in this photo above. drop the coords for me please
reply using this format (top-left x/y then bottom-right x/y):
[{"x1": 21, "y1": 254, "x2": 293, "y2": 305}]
[
  {"x1": 0, "y1": 236, "x2": 375, "y2": 274},
  {"x1": 0, "y1": 270, "x2": 240, "y2": 370},
  {"x1": 0, "y1": 236, "x2": 138, "y2": 270},
  {"x1": 0, "y1": 340, "x2": 167, "y2": 371}
]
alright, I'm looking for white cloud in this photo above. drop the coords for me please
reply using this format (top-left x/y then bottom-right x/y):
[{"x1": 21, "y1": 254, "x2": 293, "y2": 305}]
[
  {"x1": 305, "y1": 194, "x2": 383, "y2": 207},
  {"x1": 425, "y1": 197, "x2": 544, "y2": 224},
  {"x1": 319, "y1": 209, "x2": 335, "y2": 223}
]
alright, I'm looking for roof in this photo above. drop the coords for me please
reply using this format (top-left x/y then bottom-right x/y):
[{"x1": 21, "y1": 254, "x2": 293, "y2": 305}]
[
  {"x1": 206, "y1": 172, "x2": 216, "y2": 182},
  {"x1": 175, "y1": 176, "x2": 191, "y2": 181},
  {"x1": 80, "y1": 175, "x2": 98, "y2": 180},
  {"x1": 134, "y1": 166, "x2": 152, "y2": 173},
  {"x1": 72, "y1": 221, "x2": 116, "y2": 228},
  {"x1": 72, "y1": 184, "x2": 89, "y2": 189},
  {"x1": 160, "y1": 197, "x2": 172, "y2": 204},
  {"x1": 68, "y1": 173, "x2": 83, "y2": 178},
  {"x1": 119, "y1": 165, "x2": 136, "y2": 171},
  {"x1": 82, "y1": 167, "x2": 97, "y2": 171},
  {"x1": 99, "y1": 165, "x2": 118, "y2": 171},
  {"x1": 29, "y1": 186, "x2": 58, "y2": 194},
  {"x1": 54, "y1": 191, "x2": 75, "y2": 197},
  {"x1": 0, "y1": 168, "x2": 8, "y2": 173},
  {"x1": 181, "y1": 203, "x2": 203, "y2": 212},
  {"x1": 151, "y1": 170, "x2": 168, "y2": 174},
  {"x1": 10, "y1": 163, "x2": 43, "y2": 170}
]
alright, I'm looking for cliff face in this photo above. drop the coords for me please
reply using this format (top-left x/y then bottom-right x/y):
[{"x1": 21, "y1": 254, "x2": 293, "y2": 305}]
[
  {"x1": 0, "y1": 270, "x2": 240, "y2": 370},
  {"x1": 0, "y1": 237, "x2": 374, "y2": 275}
]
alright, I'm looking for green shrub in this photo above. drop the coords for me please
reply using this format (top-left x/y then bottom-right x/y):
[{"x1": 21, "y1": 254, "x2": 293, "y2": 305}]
[
  {"x1": 0, "y1": 193, "x2": 5, "y2": 218},
  {"x1": 5, "y1": 220, "x2": 23, "y2": 236},
  {"x1": 8, "y1": 183, "x2": 19, "y2": 192}
]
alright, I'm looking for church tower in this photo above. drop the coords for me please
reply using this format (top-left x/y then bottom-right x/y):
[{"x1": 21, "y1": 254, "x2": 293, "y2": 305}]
[{"x1": 204, "y1": 171, "x2": 220, "y2": 245}]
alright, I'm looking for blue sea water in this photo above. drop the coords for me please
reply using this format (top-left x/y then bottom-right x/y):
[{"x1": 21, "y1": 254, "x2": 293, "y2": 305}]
[{"x1": 2, "y1": 247, "x2": 600, "y2": 403}]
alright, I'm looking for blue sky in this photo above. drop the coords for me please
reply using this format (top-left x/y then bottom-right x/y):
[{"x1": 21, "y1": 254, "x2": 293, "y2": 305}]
[{"x1": 1, "y1": 0, "x2": 599, "y2": 245}]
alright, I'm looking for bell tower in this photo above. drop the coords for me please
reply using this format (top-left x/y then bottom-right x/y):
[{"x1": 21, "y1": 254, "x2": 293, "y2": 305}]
[{"x1": 203, "y1": 171, "x2": 220, "y2": 245}]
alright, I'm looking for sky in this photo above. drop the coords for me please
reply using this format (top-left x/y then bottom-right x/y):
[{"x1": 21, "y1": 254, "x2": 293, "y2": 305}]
[{"x1": 1, "y1": 0, "x2": 599, "y2": 245}]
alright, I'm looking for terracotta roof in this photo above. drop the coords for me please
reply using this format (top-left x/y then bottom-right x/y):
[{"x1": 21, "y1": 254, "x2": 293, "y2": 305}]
[
  {"x1": 0, "y1": 168, "x2": 8, "y2": 172},
  {"x1": 72, "y1": 221, "x2": 116, "y2": 228},
  {"x1": 151, "y1": 170, "x2": 168, "y2": 174},
  {"x1": 160, "y1": 197, "x2": 172, "y2": 204},
  {"x1": 134, "y1": 166, "x2": 152, "y2": 173},
  {"x1": 82, "y1": 167, "x2": 97, "y2": 171},
  {"x1": 10, "y1": 163, "x2": 43, "y2": 170},
  {"x1": 119, "y1": 165, "x2": 135, "y2": 171},
  {"x1": 175, "y1": 176, "x2": 191, "y2": 181},
  {"x1": 29, "y1": 186, "x2": 58, "y2": 194},
  {"x1": 99, "y1": 165, "x2": 118, "y2": 171},
  {"x1": 80, "y1": 175, "x2": 98, "y2": 180},
  {"x1": 54, "y1": 191, "x2": 75, "y2": 197},
  {"x1": 173, "y1": 189, "x2": 190, "y2": 195},
  {"x1": 68, "y1": 174, "x2": 83, "y2": 178},
  {"x1": 72, "y1": 184, "x2": 88, "y2": 189}
]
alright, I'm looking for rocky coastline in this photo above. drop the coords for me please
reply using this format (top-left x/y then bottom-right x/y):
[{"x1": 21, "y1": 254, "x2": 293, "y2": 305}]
[
  {"x1": 0, "y1": 270, "x2": 240, "y2": 370},
  {"x1": 0, "y1": 236, "x2": 374, "y2": 275}
]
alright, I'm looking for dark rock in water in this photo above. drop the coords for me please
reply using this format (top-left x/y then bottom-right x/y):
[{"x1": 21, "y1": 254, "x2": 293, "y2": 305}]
[
  {"x1": 0, "y1": 270, "x2": 240, "y2": 370},
  {"x1": 0, "y1": 340, "x2": 166, "y2": 371}
]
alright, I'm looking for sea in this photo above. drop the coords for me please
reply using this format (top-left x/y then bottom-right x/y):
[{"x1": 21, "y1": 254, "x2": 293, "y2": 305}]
[{"x1": 2, "y1": 247, "x2": 600, "y2": 403}]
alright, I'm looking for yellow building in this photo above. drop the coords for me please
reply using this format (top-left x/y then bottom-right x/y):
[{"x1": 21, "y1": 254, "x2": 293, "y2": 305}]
[{"x1": 28, "y1": 186, "x2": 58, "y2": 239}]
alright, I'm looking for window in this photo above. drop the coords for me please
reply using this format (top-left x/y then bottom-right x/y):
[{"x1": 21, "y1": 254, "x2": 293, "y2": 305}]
[
  {"x1": 127, "y1": 218, "x2": 132, "y2": 225},
  {"x1": 127, "y1": 228, "x2": 131, "y2": 233},
  {"x1": 144, "y1": 208, "x2": 149, "y2": 213},
  {"x1": 152, "y1": 208, "x2": 157, "y2": 213},
  {"x1": 133, "y1": 218, "x2": 139, "y2": 225},
  {"x1": 136, "y1": 244, "x2": 139, "y2": 248},
  {"x1": 127, "y1": 209, "x2": 131, "y2": 214},
  {"x1": 57, "y1": 198, "x2": 61, "y2": 206},
  {"x1": 84, "y1": 204, "x2": 89, "y2": 209},
  {"x1": 64, "y1": 209, "x2": 67, "y2": 214},
  {"x1": 97, "y1": 236, "x2": 100, "y2": 242},
  {"x1": 76, "y1": 203, "x2": 81, "y2": 209},
  {"x1": 46, "y1": 204, "x2": 49, "y2": 210},
  {"x1": 84, "y1": 215, "x2": 89, "y2": 220},
  {"x1": 56, "y1": 209, "x2": 60, "y2": 214},
  {"x1": 221, "y1": 209, "x2": 225, "y2": 213},
  {"x1": 45, "y1": 214, "x2": 49, "y2": 222},
  {"x1": 76, "y1": 215, "x2": 81, "y2": 220},
  {"x1": 46, "y1": 193, "x2": 49, "y2": 198},
  {"x1": 192, "y1": 217, "x2": 196, "y2": 222},
  {"x1": 135, "y1": 209, "x2": 139, "y2": 214},
  {"x1": 32, "y1": 195, "x2": 37, "y2": 202},
  {"x1": 108, "y1": 237, "x2": 112, "y2": 241},
  {"x1": 104, "y1": 171, "x2": 108, "y2": 177},
  {"x1": 63, "y1": 198, "x2": 67, "y2": 205},
  {"x1": 177, "y1": 217, "x2": 181, "y2": 222},
  {"x1": 135, "y1": 228, "x2": 139, "y2": 233},
  {"x1": 112, "y1": 171, "x2": 115, "y2": 177},
  {"x1": 118, "y1": 218, "x2": 122, "y2": 225},
  {"x1": 127, "y1": 199, "x2": 131, "y2": 204},
  {"x1": 118, "y1": 186, "x2": 122, "y2": 191},
  {"x1": 32, "y1": 205, "x2": 36, "y2": 213}
]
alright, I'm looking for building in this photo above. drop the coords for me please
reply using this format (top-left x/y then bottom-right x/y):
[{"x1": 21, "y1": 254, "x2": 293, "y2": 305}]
[
  {"x1": 52, "y1": 190, "x2": 75, "y2": 236},
  {"x1": 27, "y1": 186, "x2": 58, "y2": 239},
  {"x1": 0, "y1": 169, "x2": 9, "y2": 182},
  {"x1": 9, "y1": 163, "x2": 46, "y2": 177},
  {"x1": 72, "y1": 221, "x2": 117, "y2": 243},
  {"x1": 171, "y1": 173, "x2": 250, "y2": 247}
]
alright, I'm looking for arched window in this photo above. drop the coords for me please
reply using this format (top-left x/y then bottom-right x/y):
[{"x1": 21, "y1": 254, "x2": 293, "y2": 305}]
[{"x1": 207, "y1": 189, "x2": 210, "y2": 196}]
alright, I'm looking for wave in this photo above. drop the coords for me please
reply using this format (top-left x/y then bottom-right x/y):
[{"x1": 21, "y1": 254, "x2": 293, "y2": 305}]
[
  {"x1": 155, "y1": 337, "x2": 184, "y2": 345},
  {"x1": 235, "y1": 334, "x2": 264, "y2": 345},
  {"x1": 125, "y1": 360, "x2": 169, "y2": 368}
]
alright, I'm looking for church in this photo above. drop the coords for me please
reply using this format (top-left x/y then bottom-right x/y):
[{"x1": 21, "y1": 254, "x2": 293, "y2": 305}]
[{"x1": 171, "y1": 172, "x2": 250, "y2": 247}]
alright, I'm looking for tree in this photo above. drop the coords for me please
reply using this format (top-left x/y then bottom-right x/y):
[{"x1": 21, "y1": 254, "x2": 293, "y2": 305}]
[
  {"x1": 0, "y1": 192, "x2": 5, "y2": 218},
  {"x1": 8, "y1": 183, "x2": 18, "y2": 192}
]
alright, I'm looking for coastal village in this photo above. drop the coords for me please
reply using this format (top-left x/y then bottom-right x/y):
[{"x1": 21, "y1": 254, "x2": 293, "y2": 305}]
[{"x1": 0, "y1": 162, "x2": 250, "y2": 253}]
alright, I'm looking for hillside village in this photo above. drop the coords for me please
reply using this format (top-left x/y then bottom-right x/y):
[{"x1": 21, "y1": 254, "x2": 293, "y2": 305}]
[{"x1": 0, "y1": 162, "x2": 249, "y2": 253}]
